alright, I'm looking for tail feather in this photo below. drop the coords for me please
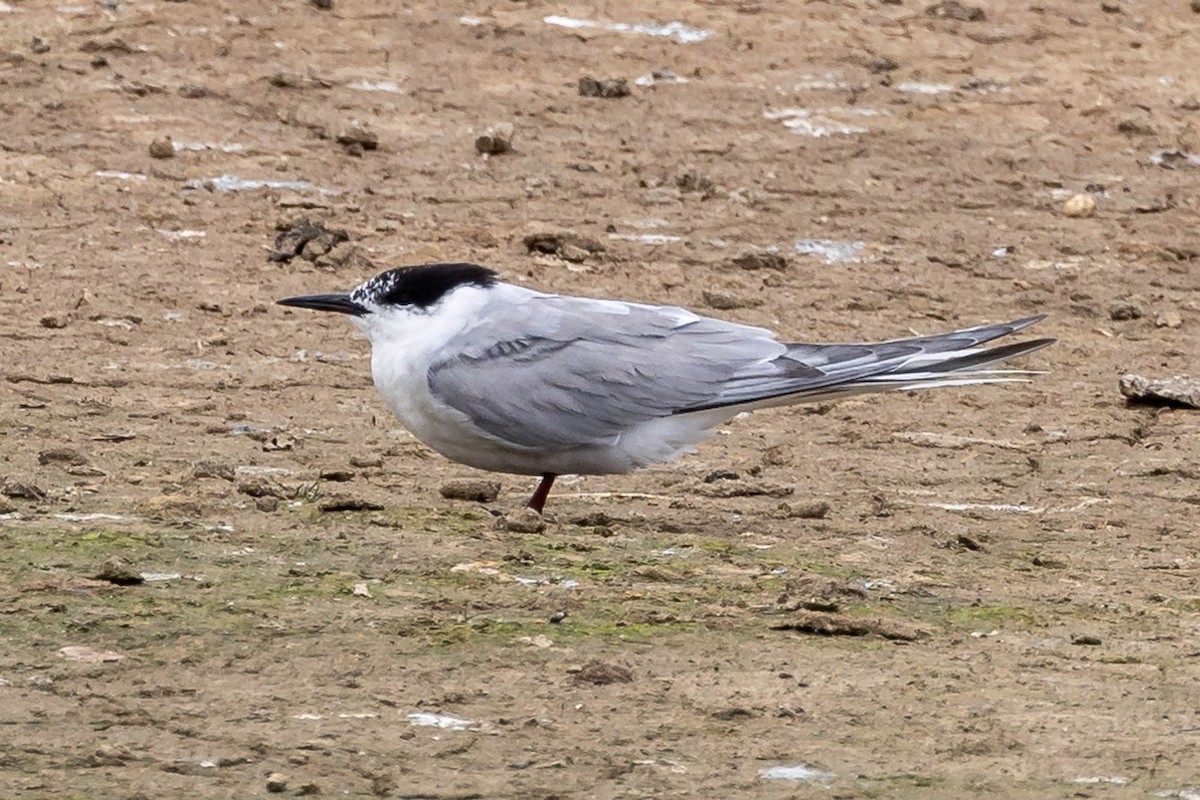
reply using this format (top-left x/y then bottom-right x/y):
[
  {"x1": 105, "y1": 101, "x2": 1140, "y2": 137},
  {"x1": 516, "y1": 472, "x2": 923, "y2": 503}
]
[{"x1": 675, "y1": 316, "x2": 1053, "y2": 415}]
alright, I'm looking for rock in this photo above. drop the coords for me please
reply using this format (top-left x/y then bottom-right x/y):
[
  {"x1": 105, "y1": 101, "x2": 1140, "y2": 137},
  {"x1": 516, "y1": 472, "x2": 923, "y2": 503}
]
[
  {"x1": 95, "y1": 557, "x2": 144, "y2": 586},
  {"x1": 1108, "y1": 300, "x2": 1143, "y2": 321},
  {"x1": 732, "y1": 251, "x2": 788, "y2": 271},
  {"x1": 30, "y1": 36, "x2": 51, "y2": 54},
  {"x1": 1119, "y1": 374, "x2": 1200, "y2": 409},
  {"x1": 474, "y1": 122, "x2": 514, "y2": 155},
  {"x1": 1071, "y1": 634, "x2": 1102, "y2": 646},
  {"x1": 40, "y1": 313, "x2": 70, "y2": 329},
  {"x1": 503, "y1": 508, "x2": 546, "y2": 534},
  {"x1": 38, "y1": 447, "x2": 88, "y2": 467},
  {"x1": 148, "y1": 136, "x2": 175, "y2": 159},
  {"x1": 0, "y1": 495, "x2": 15, "y2": 514},
  {"x1": 310, "y1": 0, "x2": 332, "y2": 8},
  {"x1": 266, "y1": 773, "x2": 288, "y2": 793},
  {"x1": 703, "y1": 469, "x2": 740, "y2": 483},
  {"x1": 1062, "y1": 193, "x2": 1096, "y2": 218},
  {"x1": 439, "y1": 479, "x2": 501, "y2": 503},
  {"x1": 572, "y1": 660, "x2": 634, "y2": 685},
  {"x1": 1155, "y1": 309, "x2": 1182, "y2": 329},
  {"x1": 336, "y1": 121, "x2": 378, "y2": 152},
  {"x1": 925, "y1": 1, "x2": 985, "y2": 21},
  {"x1": 578, "y1": 77, "x2": 630, "y2": 98},
  {"x1": 701, "y1": 290, "x2": 762, "y2": 310},
  {"x1": 319, "y1": 469, "x2": 355, "y2": 482},
  {"x1": 256, "y1": 496, "x2": 280, "y2": 513},
  {"x1": 349, "y1": 454, "x2": 383, "y2": 469},
  {"x1": 522, "y1": 230, "x2": 605, "y2": 260}
]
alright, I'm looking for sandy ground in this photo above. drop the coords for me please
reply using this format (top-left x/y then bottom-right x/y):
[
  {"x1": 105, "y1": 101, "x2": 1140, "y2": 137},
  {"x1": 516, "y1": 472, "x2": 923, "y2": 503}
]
[{"x1": 1, "y1": 1, "x2": 1199, "y2": 797}]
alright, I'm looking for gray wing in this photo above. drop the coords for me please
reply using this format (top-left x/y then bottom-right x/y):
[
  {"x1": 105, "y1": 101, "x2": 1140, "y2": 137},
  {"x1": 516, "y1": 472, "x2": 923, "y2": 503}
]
[
  {"x1": 427, "y1": 293, "x2": 1051, "y2": 450},
  {"x1": 426, "y1": 295, "x2": 792, "y2": 448}
]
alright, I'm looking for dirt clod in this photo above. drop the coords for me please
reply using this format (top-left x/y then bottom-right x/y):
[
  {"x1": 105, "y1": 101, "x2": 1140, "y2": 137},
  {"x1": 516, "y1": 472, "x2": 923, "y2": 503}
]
[
  {"x1": 573, "y1": 660, "x2": 634, "y2": 685},
  {"x1": 777, "y1": 500, "x2": 831, "y2": 520},
  {"x1": 578, "y1": 77, "x2": 630, "y2": 98},
  {"x1": 192, "y1": 461, "x2": 235, "y2": 481},
  {"x1": 95, "y1": 558, "x2": 145, "y2": 586},
  {"x1": 925, "y1": 1, "x2": 986, "y2": 21},
  {"x1": 336, "y1": 121, "x2": 378, "y2": 153},
  {"x1": 1108, "y1": 300, "x2": 1143, "y2": 321},
  {"x1": 439, "y1": 479, "x2": 501, "y2": 503},
  {"x1": 318, "y1": 495, "x2": 385, "y2": 512},
  {"x1": 269, "y1": 219, "x2": 349, "y2": 264},
  {"x1": 701, "y1": 290, "x2": 762, "y2": 310},
  {"x1": 503, "y1": 508, "x2": 546, "y2": 534},
  {"x1": 474, "y1": 122, "x2": 514, "y2": 155},
  {"x1": 522, "y1": 230, "x2": 605, "y2": 260},
  {"x1": 0, "y1": 478, "x2": 47, "y2": 501},
  {"x1": 732, "y1": 250, "x2": 788, "y2": 271},
  {"x1": 148, "y1": 136, "x2": 175, "y2": 158},
  {"x1": 773, "y1": 611, "x2": 927, "y2": 641},
  {"x1": 38, "y1": 447, "x2": 88, "y2": 467}
]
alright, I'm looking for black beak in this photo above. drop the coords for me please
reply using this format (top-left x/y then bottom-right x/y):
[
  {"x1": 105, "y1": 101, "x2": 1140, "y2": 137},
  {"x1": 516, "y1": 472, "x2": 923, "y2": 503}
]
[{"x1": 277, "y1": 293, "x2": 368, "y2": 316}]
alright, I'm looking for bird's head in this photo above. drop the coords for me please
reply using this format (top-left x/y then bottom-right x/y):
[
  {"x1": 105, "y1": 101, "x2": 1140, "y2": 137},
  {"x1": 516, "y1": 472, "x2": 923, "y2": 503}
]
[{"x1": 277, "y1": 263, "x2": 499, "y2": 340}]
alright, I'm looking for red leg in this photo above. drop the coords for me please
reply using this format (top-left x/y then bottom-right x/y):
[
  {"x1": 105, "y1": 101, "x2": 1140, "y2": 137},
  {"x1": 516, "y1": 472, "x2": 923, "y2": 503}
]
[{"x1": 527, "y1": 473, "x2": 556, "y2": 514}]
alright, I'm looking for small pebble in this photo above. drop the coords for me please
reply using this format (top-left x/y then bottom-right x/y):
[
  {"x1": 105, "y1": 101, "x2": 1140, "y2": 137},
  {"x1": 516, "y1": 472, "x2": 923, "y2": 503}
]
[
  {"x1": 148, "y1": 136, "x2": 175, "y2": 159},
  {"x1": 1071, "y1": 634, "x2": 1102, "y2": 646},
  {"x1": 1062, "y1": 193, "x2": 1096, "y2": 218},
  {"x1": 266, "y1": 772, "x2": 288, "y2": 793},
  {"x1": 349, "y1": 455, "x2": 383, "y2": 469},
  {"x1": 39, "y1": 313, "x2": 70, "y2": 329}
]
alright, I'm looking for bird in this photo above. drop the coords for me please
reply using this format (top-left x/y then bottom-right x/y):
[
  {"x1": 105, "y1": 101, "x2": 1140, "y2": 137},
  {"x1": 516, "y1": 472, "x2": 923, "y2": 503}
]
[{"x1": 278, "y1": 263, "x2": 1053, "y2": 514}]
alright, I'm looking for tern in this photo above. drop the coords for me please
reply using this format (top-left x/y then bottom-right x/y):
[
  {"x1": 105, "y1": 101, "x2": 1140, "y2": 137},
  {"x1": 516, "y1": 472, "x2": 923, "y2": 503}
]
[{"x1": 278, "y1": 263, "x2": 1052, "y2": 513}]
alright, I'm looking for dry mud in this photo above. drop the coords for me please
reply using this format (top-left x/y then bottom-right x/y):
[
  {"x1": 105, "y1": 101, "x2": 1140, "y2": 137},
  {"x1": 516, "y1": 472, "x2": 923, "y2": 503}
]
[{"x1": 1, "y1": 1, "x2": 1198, "y2": 798}]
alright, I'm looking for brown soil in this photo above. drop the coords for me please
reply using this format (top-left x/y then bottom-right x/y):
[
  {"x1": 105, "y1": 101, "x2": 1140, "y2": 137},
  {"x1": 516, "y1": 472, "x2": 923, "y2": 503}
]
[{"x1": 2, "y1": 2, "x2": 1198, "y2": 798}]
